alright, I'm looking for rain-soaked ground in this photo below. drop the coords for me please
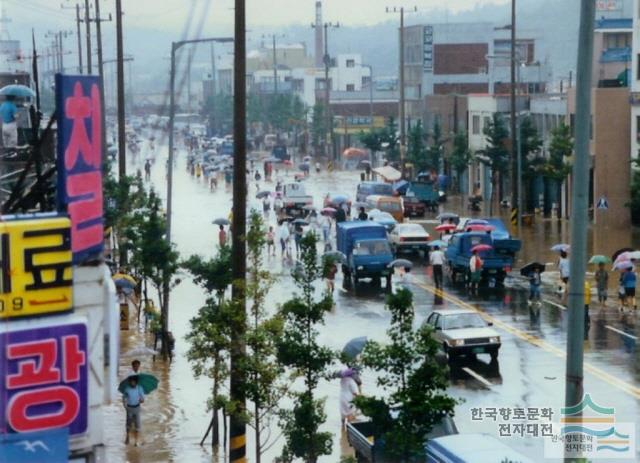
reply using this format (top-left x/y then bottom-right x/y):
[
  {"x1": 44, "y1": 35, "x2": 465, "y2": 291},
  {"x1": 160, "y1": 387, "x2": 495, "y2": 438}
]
[{"x1": 104, "y1": 133, "x2": 640, "y2": 462}]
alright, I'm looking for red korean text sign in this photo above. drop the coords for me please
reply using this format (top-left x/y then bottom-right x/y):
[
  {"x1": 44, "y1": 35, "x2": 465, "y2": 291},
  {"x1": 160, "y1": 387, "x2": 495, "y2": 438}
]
[{"x1": 55, "y1": 75, "x2": 104, "y2": 265}]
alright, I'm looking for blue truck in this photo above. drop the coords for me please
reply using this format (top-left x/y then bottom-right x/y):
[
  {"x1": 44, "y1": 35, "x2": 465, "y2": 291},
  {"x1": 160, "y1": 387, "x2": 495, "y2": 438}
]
[
  {"x1": 444, "y1": 230, "x2": 521, "y2": 286},
  {"x1": 337, "y1": 222, "x2": 394, "y2": 288},
  {"x1": 406, "y1": 180, "x2": 440, "y2": 212}
]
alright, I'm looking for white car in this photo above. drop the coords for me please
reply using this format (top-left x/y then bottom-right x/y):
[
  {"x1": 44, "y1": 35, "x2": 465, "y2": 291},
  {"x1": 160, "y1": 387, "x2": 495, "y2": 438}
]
[
  {"x1": 424, "y1": 308, "x2": 501, "y2": 361},
  {"x1": 389, "y1": 223, "x2": 430, "y2": 256},
  {"x1": 368, "y1": 210, "x2": 397, "y2": 231}
]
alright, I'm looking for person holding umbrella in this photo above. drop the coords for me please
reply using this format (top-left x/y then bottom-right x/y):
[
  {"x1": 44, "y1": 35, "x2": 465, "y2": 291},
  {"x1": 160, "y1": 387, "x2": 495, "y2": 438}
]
[
  {"x1": 469, "y1": 249, "x2": 483, "y2": 293},
  {"x1": 558, "y1": 250, "x2": 570, "y2": 304},
  {"x1": 429, "y1": 245, "x2": 445, "y2": 289},
  {"x1": 122, "y1": 375, "x2": 145, "y2": 446},
  {"x1": 0, "y1": 94, "x2": 18, "y2": 147},
  {"x1": 622, "y1": 266, "x2": 637, "y2": 311},
  {"x1": 594, "y1": 262, "x2": 609, "y2": 308},
  {"x1": 218, "y1": 224, "x2": 227, "y2": 247}
]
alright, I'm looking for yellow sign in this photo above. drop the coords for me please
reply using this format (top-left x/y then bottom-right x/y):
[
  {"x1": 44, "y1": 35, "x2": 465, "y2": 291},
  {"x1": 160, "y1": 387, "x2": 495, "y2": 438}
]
[{"x1": 0, "y1": 215, "x2": 73, "y2": 319}]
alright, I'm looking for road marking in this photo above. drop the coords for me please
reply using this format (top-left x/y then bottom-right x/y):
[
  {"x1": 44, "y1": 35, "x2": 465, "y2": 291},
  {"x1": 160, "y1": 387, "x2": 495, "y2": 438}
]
[
  {"x1": 417, "y1": 282, "x2": 640, "y2": 399},
  {"x1": 605, "y1": 325, "x2": 638, "y2": 341},
  {"x1": 543, "y1": 299, "x2": 567, "y2": 311},
  {"x1": 462, "y1": 367, "x2": 493, "y2": 389}
]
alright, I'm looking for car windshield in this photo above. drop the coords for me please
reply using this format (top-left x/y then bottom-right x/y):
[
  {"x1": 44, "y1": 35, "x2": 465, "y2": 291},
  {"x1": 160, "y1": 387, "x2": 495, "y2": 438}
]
[
  {"x1": 399, "y1": 224, "x2": 425, "y2": 234},
  {"x1": 443, "y1": 313, "x2": 486, "y2": 330},
  {"x1": 353, "y1": 240, "x2": 391, "y2": 256}
]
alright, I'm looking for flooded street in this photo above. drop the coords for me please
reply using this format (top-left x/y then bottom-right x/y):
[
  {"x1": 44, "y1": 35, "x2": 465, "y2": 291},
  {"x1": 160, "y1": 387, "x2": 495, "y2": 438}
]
[{"x1": 103, "y1": 137, "x2": 640, "y2": 462}]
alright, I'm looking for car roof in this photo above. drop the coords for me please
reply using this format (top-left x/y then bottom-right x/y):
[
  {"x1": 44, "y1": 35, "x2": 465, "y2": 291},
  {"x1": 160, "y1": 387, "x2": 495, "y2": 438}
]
[
  {"x1": 337, "y1": 221, "x2": 386, "y2": 230},
  {"x1": 430, "y1": 308, "x2": 478, "y2": 316}
]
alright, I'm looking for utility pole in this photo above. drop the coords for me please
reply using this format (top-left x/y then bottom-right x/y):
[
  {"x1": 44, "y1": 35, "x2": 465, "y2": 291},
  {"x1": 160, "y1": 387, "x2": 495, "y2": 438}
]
[
  {"x1": 231, "y1": 0, "x2": 247, "y2": 460},
  {"x1": 510, "y1": 0, "x2": 517, "y2": 227},
  {"x1": 272, "y1": 34, "x2": 278, "y2": 94},
  {"x1": 74, "y1": 4, "x2": 83, "y2": 73},
  {"x1": 386, "y1": 5, "x2": 417, "y2": 175},
  {"x1": 115, "y1": 0, "x2": 126, "y2": 177},
  {"x1": 312, "y1": 22, "x2": 338, "y2": 160},
  {"x1": 84, "y1": 0, "x2": 92, "y2": 73},
  {"x1": 93, "y1": 0, "x2": 110, "y2": 164},
  {"x1": 564, "y1": 2, "x2": 595, "y2": 461}
]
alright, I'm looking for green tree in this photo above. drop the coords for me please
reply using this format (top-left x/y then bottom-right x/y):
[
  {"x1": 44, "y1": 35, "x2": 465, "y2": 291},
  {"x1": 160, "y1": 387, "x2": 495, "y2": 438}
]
[
  {"x1": 182, "y1": 246, "x2": 233, "y2": 304},
  {"x1": 406, "y1": 120, "x2": 428, "y2": 173},
  {"x1": 202, "y1": 93, "x2": 233, "y2": 135},
  {"x1": 448, "y1": 130, "x2": 472, "y2": 193},
  {"x1": 129, "y1": 189, "x2": 179, "y2": 357},
  {"x1": 311, "y1": 103, "x2": 327, "y2": 152},
  {"x1": 243, "y1": 211, "x2": 286, "y2": 462},
  {"x1": 277, "y1": 233, "x2": 334, "y2": 462},
  {"x1": 354, "y1": 289, "x2": 457, "y2": 461},
  {"x1": 426, "y1": 120, "x2": 445, "y2": 173},
  {"x1": 628, "y1": 159, "x2": 640, "y2": 224},
  {"x1": 480, "y1": 113, "x2": 510, "y2": 214},
  {"x1": 542, "y1": 123, "x2": 573, "y2": 217},
  {"x1": 185, "y1": 298, "x2": 233, "y2": 447}
]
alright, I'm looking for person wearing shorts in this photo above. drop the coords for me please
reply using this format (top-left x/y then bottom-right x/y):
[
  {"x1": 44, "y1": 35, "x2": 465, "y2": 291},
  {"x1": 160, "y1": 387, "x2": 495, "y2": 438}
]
[
  {"x1": 122, "y1": 376, "x2": 145, "y2": 446},
  {"x1": 622, "y1": 267, "x2": 637, "y2": 311}
]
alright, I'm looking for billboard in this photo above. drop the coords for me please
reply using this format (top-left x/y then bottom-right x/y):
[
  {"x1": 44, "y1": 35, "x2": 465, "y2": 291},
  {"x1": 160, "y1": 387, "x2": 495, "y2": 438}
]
[
  {"x1": 0, "y1": 215, "x2": 73, "y2": 319},
  {"x1": 0, "y1": 428, "x2": 69, "y2": 463},
  {"x1": 0, "y1": 322, "x2": 88, "y2": 436},
  {"x1": 55, "y1": 75, "x2": 104, "y2": 265}
]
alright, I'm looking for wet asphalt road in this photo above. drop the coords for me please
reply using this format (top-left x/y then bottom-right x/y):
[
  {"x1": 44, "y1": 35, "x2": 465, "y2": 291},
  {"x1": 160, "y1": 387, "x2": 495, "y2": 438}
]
[{"x1": 104, "y1": 136, "x2": 640, "y2": 462}]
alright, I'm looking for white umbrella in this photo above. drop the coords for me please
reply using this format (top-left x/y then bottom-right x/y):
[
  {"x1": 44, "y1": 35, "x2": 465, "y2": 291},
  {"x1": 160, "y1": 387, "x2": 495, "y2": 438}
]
[{"x1": 122, "y1": 346, "x2": 159, "y2": 357}]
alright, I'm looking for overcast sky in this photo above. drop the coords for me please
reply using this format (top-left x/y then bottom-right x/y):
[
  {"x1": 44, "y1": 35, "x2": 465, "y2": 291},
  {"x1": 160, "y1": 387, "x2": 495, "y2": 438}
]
[{"x1": 9, "y1": 0, "x2": 511, "y2": 33}]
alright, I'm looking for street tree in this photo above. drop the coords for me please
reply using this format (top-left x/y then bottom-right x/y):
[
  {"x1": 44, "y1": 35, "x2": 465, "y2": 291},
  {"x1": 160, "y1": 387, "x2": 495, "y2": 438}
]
[
  {"x1": 359, "y1": 118, "x2": 399, "y2": 163},
  {"x1": 426, "y1": 120, "x2": 445, "y2": 173},
  {"x1": 277, "y1": 232, "x2": 334, "y2": 463},
  {"x1": 354, "y1": 289, "x2": 457, "y2": 461},
  {"x1": 129, "y1": 189, "x2": 179, "y2": 357},
  {"x1": 518, "y1": 116, "x2": 544, "y2": 212},
  {"x1": 480, "y1": 113, "x2": 510, "y2": 214},
  {"x1": 182, "y1": 246, "x2": 233, "y2": 304},
  {"x1": 448, "y1": 130, "x2": 472, "y2": 193},
  {"x1": 185, "y1": 298, "x2": 233, "y2": 448},
  {"x1": 542, "y1": 123, "x2": 573, "y2": 218},
  {"x1": 311, "y1": 103, "x2": 327, "y2": 153},
  {"x1": 406, "y1": 120, "x2": 428, "y2": 173},
  {"x1": 243, "y1": 211, "x2": 286, "y2": 463}
]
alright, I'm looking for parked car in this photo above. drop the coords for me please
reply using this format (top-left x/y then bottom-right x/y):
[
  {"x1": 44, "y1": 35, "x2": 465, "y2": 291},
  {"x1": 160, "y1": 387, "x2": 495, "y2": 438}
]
[
  {"x1": 402, "y1": 195, "x2": 426, "y2": 218},
  {"x1": 424, "y1": 308, "x2": 501, "y2": 361},
  {"x1": 389, "y1": 223, "x2": 430, "y2": 256},
  {"x1": 368, "y1": 210, "x2": 397, "y2": 232}
]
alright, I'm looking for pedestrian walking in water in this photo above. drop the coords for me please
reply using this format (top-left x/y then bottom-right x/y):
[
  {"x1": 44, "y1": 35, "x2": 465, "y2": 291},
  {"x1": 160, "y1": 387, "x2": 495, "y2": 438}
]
[
  {"x1": 278, "y1": 221, "x2": 290, "y2": 260},
  {"x1": 338, "y1": 366, "x2": 361, "y2": 427},
  {"x1": 218, "y1": 225, "x2": 227, "y2": 247},
  {"x1": 122, "y1": 375, "x2": 145, "y2": 446},
  {"x1": 144, "y1": 160, "x2": 151, "y2": 181},
  {"x1": 594, "y1": 262, "x2": 609, "y2": 308},
  {"x1": 469, "y1": 250, "x2": 483, "y2": 293},
  {"x1": 622, "y1": 267, "x2": 637, "y2": 311},
  {"x1": 584, "y1": 280, "x2": 592, "y2": 339},
  {"x1": 430, "y1": 246, "x2": 445, "y2": 289},
  {"x1": 528, "y1": 268, "x2": 542, "y2": 304},
  {"x1": 294, "y1": 224, "x2": 303, "y2": 257},
  {"x1": 558, "y1": 251, "x2": 570, "y2": 304},
  {"x1": 325, "y1": 259, "x2": 338, "y2": 293},
  {"x1": 266, "y1": 226, "x2": 276, "y2": 256}
]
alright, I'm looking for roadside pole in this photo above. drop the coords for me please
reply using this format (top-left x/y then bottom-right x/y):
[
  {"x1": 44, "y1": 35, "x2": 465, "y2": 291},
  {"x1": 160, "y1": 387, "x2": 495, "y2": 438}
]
[
  {"x1": 510, "y1": 0, "x2": 518, "y2": 226},
  {"x1": 230, "y1": 0, "x2": 248, "y2": 460},
  {"x1": 75, "y1": 4, "x2": 83, "y2": 73},
  {"x1": 564, "y1": 2, "x2": 595, "y2": 462},
  {"x1": 115, "y1": 0, "x2": 126, "y2": 178},
  {"x1": 84, "y1": 0, "x2": 92, "y2": 73}
]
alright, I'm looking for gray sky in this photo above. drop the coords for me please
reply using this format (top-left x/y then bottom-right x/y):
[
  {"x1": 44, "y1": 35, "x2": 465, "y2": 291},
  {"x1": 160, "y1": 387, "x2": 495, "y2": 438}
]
[{"x1": 10, "y1": 0, "x2": 510, "y2": 31}]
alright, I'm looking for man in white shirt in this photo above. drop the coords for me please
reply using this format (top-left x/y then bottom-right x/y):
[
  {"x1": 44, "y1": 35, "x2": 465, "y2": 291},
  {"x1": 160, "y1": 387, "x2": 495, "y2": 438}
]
[{"x1": 430, "y1": 246, "x2": 445, "y2": 289}]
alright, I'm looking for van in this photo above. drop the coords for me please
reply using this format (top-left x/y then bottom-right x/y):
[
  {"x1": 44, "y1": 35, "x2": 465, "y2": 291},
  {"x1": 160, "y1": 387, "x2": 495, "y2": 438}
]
[
  {"x1": 425, "y1": 433, "x2": 534, "y2": 462},
  {"x1": 356, "y1": 182, "x2": 394, "y2": 202},
  {"x1": 365, "y1": 195, "x2": 404, "y2": 223}
]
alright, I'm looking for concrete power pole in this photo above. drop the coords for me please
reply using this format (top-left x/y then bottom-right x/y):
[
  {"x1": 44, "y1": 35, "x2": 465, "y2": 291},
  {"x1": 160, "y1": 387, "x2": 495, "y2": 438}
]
[
  {"x1": 564, "y1": 1, "x2": 596, "y2": 459},
  {"x1": 93, "y1": 0, "x2": 110, "y2": 161},
  {"x1": 510, "y1": 0, "x2": 518, "y2": 227},
  {"x1": 75, "y1": 4, "x2": 83, "y2": 73},
  {"x1": 115, "y1": 0, "x2": 126, "y2": 177},
  {"x1": 84, "y1": 0, "x2": 92, "y2": 73}
]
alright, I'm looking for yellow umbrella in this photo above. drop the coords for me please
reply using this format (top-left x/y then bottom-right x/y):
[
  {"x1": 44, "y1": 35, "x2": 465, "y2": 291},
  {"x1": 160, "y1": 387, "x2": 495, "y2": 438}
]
[{"x1": 112, "y1": 273, "x2": 137, "y2": 285}]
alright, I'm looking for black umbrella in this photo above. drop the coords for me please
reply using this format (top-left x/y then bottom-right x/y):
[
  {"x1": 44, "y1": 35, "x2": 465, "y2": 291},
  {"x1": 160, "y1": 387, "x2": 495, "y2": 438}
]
[
  {"x1": 213, "y1": 218, "x2": 230, "y2": 226},
  {"x1": 256, "y1": 190, "x2": 271, "y2": 199},
  {"x1": 612, "y1": 247, "x2": 634, "y2": 262},
  {"x1": 520, "y1": 262, "x2": 545, "y2": 276}
]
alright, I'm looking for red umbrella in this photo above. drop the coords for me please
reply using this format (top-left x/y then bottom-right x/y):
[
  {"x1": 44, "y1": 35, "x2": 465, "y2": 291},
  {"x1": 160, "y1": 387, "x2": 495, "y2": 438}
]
[
  {"x1": 343, "y1": 147, "x2": 367, "y2": 158},
  {"x1": 471, "y1": 244, "x2": 493, "y2": 253},
  {"x1": 321, "y1": 207, "x2": 337, "y2": 216},
  {"x1": 466, "y1": 224, "x2": 494, "y2": 232},
  {"x1": 435, "y1": 224, "x2": 456, "y2": 232}
]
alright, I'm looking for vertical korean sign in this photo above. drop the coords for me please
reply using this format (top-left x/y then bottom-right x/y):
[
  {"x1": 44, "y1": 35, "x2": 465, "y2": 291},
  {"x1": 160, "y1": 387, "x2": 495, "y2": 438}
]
[{"x1": 55, "y1": 74, "x2": 104, "y2": 265}]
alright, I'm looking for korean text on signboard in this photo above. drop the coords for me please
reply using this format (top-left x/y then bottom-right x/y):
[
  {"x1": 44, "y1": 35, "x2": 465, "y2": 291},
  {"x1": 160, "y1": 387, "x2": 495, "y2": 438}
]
[
  {"x1": 596, "y1": 0, "x2": 619, "y2": 11},
  {"x1": 55, "y1": 74, "x2": 104, "y2": 265},
  {"x1": 0, "y1": 322, "x2": 88, "y2": 436},
  {"x1": 0, "y1": 216, "x2": 72, "y2": 319}
]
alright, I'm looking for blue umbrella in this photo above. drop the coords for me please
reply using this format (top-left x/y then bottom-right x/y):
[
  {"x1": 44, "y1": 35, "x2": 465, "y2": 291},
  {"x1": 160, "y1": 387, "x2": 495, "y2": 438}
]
[
  {"x1": 0, "y1": 84, "x2": 35, "y2": 98},
  {"x1": 342, "y1": 336, "x2": 368, "y2": 360},
  {"x1": 114, "y1": 278, "x2": 136, "y2": 291},
  {"x1": 428, "y1": 240, "x2": 447, "y2": 248},
  {"x1": 551, "y1": 243, "x2": 570, "y2": 253},
  {"x1": 330, "y1": 194, "x2": 349, "y2": 204}
]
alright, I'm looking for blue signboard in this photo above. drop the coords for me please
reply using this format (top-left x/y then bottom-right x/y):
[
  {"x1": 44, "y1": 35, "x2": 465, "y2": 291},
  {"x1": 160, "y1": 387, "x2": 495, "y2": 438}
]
[
  {"x1": 0, "y1": 428, "x2": 69, "y2": 463},
  {"x1": 55, "y1": 74, "x2": 104, "y2": 265}
]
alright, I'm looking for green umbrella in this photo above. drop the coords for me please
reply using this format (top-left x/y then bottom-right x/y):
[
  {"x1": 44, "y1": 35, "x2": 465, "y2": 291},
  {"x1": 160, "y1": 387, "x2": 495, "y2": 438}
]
[
  {"x1": 118, "y1": 373, "x2": 159, "y2": 395},
  {"x1": 589, "y1": 255, "x2": 611, "y2": 265}
]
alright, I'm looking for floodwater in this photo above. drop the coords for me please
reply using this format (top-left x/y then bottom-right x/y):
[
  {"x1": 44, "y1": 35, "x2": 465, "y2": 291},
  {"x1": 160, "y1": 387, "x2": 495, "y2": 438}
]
[{"x1": 104, "y1": 135, "x2": 640, "y2": 462}]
